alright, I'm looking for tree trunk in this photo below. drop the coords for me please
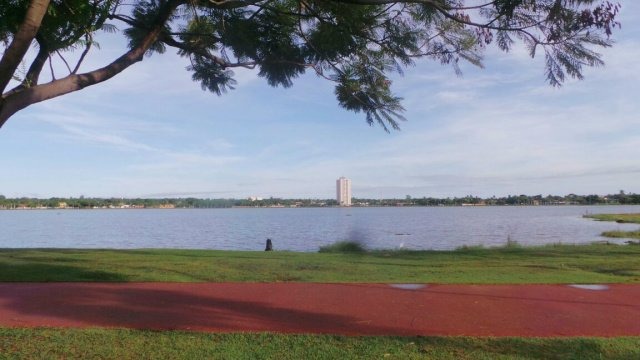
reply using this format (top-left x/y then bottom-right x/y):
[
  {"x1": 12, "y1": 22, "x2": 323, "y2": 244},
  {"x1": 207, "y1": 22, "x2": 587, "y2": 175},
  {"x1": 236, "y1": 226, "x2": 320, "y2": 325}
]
[{"x1": 0, "y1": 0, "x2": 50, "y2": 94}]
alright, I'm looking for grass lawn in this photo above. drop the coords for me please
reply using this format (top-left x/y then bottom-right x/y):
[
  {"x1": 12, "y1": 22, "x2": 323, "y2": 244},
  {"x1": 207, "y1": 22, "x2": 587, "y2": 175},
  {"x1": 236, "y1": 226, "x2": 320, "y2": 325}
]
[
  {"x1": 0, "y1": 243, "x2": 639, "y2": 283},
  {"x1": 0, "y1": 328, "x2": 638, "y2": 360},
  {"x1": 584, "y1": 213, "x2": 640, "y2": 240}
]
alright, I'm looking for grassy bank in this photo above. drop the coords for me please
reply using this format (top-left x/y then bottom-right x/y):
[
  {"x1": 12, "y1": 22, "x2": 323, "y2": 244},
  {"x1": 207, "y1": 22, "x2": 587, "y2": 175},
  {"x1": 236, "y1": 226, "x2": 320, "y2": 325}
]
[
  {"x1": 601, "y1": 230, "x2": 640, "y2": 240},
  {"x1": 584, "y1": 213, "x2": 640, "y2": 223},
  {"x1": 1, "y1": 243, "x2": 639, "y2": 283},
  {"x1": 584, "y1": 213, "x2": 640, "y2": 240},
  {"x1": 0, "y1": 328, "x2": 638, "y2": 360}
]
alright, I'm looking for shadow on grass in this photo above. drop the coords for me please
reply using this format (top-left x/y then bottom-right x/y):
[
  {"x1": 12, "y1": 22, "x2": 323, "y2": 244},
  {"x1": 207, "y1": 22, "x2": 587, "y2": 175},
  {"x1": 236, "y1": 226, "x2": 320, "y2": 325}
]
[
  {"x1": 0, "y1": 262, "x2": 127, "y2": 282},
  {"x1": 591, "y1": 268, "x2": 640, "y2": 277}
]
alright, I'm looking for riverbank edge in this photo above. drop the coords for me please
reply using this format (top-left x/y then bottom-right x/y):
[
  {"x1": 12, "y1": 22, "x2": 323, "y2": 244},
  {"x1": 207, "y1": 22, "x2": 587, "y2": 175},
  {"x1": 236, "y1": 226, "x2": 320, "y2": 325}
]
[{"x1": 584, "y1": 213, "x2": 640, "y2": 241}]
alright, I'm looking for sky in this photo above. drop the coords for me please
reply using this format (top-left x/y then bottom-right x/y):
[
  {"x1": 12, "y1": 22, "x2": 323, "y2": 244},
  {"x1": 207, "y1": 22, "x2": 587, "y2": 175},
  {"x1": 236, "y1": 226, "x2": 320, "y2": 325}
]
[{"x1": 0, "y1": 3, "x2": 639, "y2": 200}]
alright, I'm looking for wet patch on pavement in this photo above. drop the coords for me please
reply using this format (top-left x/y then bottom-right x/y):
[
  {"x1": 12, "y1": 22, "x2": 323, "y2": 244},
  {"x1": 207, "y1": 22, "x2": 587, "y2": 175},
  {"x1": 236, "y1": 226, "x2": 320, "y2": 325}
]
[
  {"x1": 388, "y1": 284, "x2": 426, "y2": 290},
  {"x1": 567, "y1": 284, "x2": 610, "y2": 291}
]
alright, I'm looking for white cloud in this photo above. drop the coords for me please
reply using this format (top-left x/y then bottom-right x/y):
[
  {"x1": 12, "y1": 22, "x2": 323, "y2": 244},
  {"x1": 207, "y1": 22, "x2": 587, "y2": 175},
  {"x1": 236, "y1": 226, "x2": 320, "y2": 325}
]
[{"x1": 435, "y1": 90, "x2": 476, "y2": 103}]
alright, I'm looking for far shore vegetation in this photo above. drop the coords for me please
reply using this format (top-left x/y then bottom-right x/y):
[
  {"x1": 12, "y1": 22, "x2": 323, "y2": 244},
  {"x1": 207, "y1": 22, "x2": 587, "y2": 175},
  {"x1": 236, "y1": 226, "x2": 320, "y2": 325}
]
[
  {"x1": 584, "y1": 213, "x2": 640, "y2": 241},
  {"x1": 1, "y1": 190, "x2": 640, "y2": 209},
  {"x1": 1, "y1": 243, "x2": 639, "y2": 284}
]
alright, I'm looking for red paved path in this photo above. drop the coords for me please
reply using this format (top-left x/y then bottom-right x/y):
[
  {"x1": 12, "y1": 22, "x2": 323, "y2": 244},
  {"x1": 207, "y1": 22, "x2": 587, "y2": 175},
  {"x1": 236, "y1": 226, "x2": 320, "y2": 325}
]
[{"x1": 1, "y1": 283, "x2": 639, "y2": 337}]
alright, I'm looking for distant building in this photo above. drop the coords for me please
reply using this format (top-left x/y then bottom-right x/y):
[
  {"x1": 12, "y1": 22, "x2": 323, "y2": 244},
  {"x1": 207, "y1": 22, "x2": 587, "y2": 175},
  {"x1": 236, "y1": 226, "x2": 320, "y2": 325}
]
[{"x1": 336, "y1": 177, "x2": 352, "y2": 206}]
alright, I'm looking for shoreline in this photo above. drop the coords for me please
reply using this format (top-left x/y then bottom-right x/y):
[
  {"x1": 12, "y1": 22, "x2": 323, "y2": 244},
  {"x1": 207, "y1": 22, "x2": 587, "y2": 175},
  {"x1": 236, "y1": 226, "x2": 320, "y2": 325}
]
[{"x1": 3, "y1": 203, "x2": 640, "y2": 210}]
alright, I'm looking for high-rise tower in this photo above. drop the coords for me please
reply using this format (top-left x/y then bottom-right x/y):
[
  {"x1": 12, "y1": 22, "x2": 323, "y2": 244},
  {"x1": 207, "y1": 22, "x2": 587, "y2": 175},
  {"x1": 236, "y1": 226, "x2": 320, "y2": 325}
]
[{"x1": 336, "y1": 177, "x2": 352, "y2": 206}]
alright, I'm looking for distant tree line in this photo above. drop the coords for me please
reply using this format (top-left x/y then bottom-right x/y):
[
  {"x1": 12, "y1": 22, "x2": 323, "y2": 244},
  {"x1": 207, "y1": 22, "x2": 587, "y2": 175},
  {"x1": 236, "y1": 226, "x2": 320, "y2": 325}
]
[
  {"x1": 355, "y1": 191, "x2": 640, "y2": 207},
  {"x1": 0, "y1": 196, "x2": 337, "y2": 209},
  {"x1": 0, "y1": 191, "x2": 638, "y2": 209}
]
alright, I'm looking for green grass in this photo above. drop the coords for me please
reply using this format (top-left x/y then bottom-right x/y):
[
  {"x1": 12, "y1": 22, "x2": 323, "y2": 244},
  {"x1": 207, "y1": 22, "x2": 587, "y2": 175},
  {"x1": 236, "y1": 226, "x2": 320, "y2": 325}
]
[
  {"x1": 0, "y1": 328, "x2": 638, "y2": 359},
  {"x1": 1, "y1": 243, "x2": 639, "y2": 283},
  {"x1": 584, "y1": 213, "x2": 640, "y2": 224},
  {"x1": 601, "y1": 230, "x2": 640, "y2": 240}
]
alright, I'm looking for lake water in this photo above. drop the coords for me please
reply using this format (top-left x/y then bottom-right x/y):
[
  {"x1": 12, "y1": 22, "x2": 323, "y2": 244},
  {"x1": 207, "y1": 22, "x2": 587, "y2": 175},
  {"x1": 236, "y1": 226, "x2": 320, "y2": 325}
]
[{"x1": 1, "y1": 206, "x2": 639, "y2": 251}]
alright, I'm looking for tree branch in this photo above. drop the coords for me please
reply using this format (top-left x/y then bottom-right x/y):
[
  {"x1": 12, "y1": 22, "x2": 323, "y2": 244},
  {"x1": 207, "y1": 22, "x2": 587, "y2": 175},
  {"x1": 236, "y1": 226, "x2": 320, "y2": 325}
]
[
  {"x1": 25, "y1": 43, "x2": 49, "y2": 86},
  {"x1": 56, "y1": 50, "x2": 73, "y2": 74},
  {"x1": 3, "y1": 42, "x2": 49, "y2": 97},
  {"x1": 72, "y1": 35, "x2": 93, "y2": 74},
  {"x1": 0, "y1": 0, "x2": 184, "y2": 128},
  {"x1": 161, "y1": 35, "x2": 256, "y2": 69},
  {"x1": 48, "y1": 55, "x2": 56, "y2": 80},
  {"x1": 205, "y1": 0, "x2": 264, "y2": 9},
  {"x1": 0, "y1": 0, "x2": 51, "y2": 93},
  {"x1": 332, "y1": 0, "x2": 498, "y2": 11}
]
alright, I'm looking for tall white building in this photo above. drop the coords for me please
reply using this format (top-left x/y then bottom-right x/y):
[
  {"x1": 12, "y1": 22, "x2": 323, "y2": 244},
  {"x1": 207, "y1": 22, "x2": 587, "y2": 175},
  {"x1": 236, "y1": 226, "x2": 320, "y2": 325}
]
[{"x1": 336, "y1": 177, "x2": 352, "y2": 206}]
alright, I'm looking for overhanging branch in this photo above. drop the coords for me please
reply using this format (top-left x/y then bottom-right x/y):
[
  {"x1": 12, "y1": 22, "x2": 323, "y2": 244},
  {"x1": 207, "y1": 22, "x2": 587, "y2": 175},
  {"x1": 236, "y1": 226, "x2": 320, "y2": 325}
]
[
  {"x1": 0, "y1": 0, "x2": 184, "y2": 128},
  {"x1": 0, "y1": 0, "x2": 51, "y2": 93}
]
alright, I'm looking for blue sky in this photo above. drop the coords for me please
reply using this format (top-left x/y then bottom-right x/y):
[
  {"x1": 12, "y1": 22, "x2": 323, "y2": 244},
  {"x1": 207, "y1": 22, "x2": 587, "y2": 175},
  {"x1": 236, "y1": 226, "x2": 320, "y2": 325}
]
[{"x1": 1, "y1": 3, "x2": 639, "y2": 199}]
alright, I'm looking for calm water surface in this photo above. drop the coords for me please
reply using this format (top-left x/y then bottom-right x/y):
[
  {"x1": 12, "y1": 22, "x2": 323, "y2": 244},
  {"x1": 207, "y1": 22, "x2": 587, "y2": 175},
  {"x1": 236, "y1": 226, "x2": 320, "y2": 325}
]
[{"x1": 1, "y1": 206, "x2": 639, "y2": 251}]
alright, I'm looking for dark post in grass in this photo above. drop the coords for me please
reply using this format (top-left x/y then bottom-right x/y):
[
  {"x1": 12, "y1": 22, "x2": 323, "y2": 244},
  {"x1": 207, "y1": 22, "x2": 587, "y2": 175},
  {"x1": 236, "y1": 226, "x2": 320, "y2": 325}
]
[{"x1": 265, "y1": 239, "x2": 273, "y2": 251}]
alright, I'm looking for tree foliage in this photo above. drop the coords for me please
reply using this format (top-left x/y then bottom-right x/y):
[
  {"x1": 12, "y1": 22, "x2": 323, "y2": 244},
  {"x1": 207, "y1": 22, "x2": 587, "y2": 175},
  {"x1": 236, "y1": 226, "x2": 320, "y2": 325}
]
[
  {"x1": 0, "y1": 0, "x2": 622, "y2": 130},
  {"x1": 1, "y1": 190, "x2": 639, "y2": 209}
]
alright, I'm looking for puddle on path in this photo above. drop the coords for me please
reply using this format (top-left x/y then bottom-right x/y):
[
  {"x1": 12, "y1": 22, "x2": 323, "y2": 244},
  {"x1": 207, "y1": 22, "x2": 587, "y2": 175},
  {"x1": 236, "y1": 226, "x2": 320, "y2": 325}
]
[
  {"x1": 389, "y1": 284, "x2": 427, "y2": 290},
  {"x1": 567, "y1": 284, "x2": 610, "y2": 291}
]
